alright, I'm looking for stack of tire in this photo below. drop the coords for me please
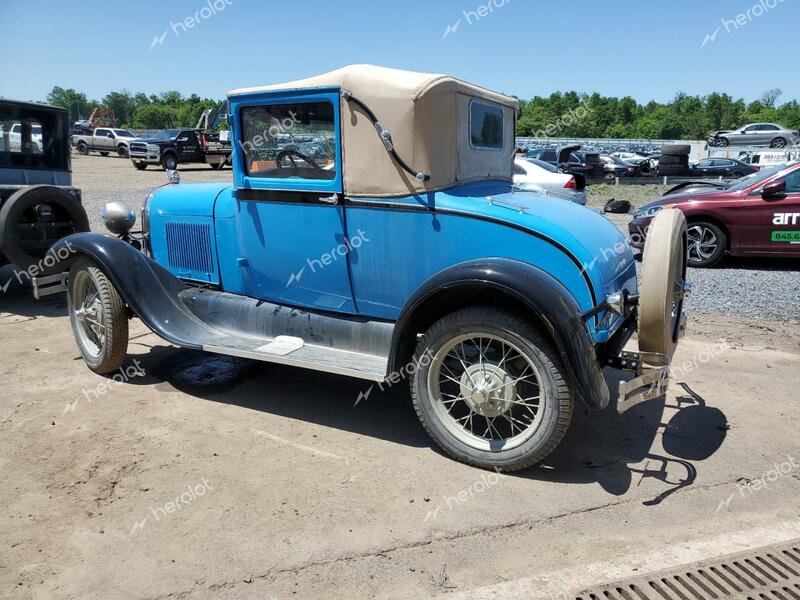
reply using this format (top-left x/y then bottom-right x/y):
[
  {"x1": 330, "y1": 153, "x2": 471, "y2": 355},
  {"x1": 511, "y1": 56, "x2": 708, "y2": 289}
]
[{"x1": 657, "y1": 144, "x2": 691, "y2": 177}]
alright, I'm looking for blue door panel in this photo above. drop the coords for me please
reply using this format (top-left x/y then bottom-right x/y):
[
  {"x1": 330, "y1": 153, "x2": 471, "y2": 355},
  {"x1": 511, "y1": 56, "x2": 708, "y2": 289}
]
[
  {"x1": 236, "y1": 201, "x2": 356, "y2": 312},
  {"x1": 344, "y1": 207, "x2": 594, "y2": 320}
]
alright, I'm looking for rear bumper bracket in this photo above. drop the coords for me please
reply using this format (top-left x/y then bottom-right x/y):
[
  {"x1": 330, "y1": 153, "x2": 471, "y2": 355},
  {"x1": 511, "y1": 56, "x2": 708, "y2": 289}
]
[
  {"x1": 616, "y1": 350, "x2": 670, "y2": 414},
  {"x1": 32, "y1": 271, "x2": 68, "y2": 300}
]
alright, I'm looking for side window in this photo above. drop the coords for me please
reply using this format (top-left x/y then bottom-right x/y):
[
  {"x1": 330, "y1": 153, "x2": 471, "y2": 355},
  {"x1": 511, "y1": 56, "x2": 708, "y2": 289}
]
[
  {"x1": 177, "y1": 131, "x2": 196, "y2": 144},
  {"x1": 95, "y1": 128, "x2": 107, "y2": 136},
  {"x1": 784, "y1": 170, "x2": 800, "y2": 193},
  {"x1": 0, "y1": 120, "x2": 43, "y2": 154},
  {"x1": 745, "y1": 125, "x2": 760, "y2": 132},
  {"x1": 697, "y1": 159, "x2": 712, "y2": 167},
  {"x1": 469, "y1": 100, "x2": 504, "y2": 150},
  {"x1": 541, "y1": 150, "x2": 556, "y2": 162},
  {"x1": 763, "y1": 124, "x2": 779, "y2": 131},
  {"x1": 240, "y1": 102, "x2": 336, "y2": 181}
]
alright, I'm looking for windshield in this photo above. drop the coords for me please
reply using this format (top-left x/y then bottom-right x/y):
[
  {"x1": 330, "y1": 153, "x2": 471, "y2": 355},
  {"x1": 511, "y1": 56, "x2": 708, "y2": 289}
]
[
  {"x1": 726, "y1": 164, "x2": 787, "y2": 191},
  {"x1": 114, "y1": 129, "x2": 135, "y2": 137},
  {"x1": 152, "y1": 129, "x2": 180, "y2": 140}
]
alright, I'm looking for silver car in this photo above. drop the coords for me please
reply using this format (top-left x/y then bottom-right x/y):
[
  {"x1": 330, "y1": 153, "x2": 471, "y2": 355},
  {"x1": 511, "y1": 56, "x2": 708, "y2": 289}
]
[{"x1": 717, "y1": 123, "x2": 799, "y2": 149}]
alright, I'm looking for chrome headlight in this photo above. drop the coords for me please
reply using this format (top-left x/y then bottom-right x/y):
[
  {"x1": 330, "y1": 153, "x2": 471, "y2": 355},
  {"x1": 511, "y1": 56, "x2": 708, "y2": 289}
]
[
  {"x1": 147, "y1": 144, "x2": 160, "y2": 153},
  {"x1": 101, "y1": 201, "x2": 136, "y2": 235},
  {"x1": 634, "y1": 205, "x2": 663, "y2": 219}
]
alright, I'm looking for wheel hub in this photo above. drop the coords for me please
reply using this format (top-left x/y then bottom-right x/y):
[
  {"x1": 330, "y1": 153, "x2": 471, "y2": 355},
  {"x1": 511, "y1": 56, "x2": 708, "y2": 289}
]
[{"x1": 459, "y1": 364, "x2": 514, "y2": 417}]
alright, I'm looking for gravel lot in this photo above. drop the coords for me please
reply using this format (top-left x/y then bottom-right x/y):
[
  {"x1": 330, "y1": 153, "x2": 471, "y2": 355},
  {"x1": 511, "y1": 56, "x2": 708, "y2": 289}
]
[{"x1": 2, "y1": 153, "x2": 799, "y2": 599}]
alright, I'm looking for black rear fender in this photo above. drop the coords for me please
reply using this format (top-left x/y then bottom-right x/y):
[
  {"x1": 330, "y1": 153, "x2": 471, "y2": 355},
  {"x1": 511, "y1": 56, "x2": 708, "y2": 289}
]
[{"x1": 389, "y1": 259, "x2": 611, "y2": 410}]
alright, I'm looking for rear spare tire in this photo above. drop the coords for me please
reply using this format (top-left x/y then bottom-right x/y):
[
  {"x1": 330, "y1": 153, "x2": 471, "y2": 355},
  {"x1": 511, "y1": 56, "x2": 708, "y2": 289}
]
[
  {"x1": 0, "y1": 185, "x2": 90, "y2": 270},
  {"x1": 638, "y1": 209, "x2": 688, "y2": 362}
]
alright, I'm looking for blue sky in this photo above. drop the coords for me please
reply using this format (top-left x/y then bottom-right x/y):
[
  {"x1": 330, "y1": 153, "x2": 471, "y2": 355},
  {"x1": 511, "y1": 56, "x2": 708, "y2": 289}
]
[{"x1": 1, "y1": 0, "x2": 797, "y2": 104}]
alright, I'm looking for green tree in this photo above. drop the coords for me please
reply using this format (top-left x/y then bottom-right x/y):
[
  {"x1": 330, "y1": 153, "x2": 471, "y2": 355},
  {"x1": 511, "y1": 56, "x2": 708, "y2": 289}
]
[{"x1": 46, "y1": 86, "x2": 91, "y2": 121}]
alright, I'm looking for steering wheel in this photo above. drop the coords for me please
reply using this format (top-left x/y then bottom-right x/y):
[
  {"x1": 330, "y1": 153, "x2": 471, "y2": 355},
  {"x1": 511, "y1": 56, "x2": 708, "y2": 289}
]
[{"x1": 275, "y1": 148, "x2": 323, "y2": 172}]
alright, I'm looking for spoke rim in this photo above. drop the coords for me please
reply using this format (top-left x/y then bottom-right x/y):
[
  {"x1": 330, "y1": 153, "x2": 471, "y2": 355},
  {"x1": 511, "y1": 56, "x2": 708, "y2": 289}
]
[
  {"x1": 72, "y1": 271, "x2": 106, "y2": 359},
  {"x1": 428, "y1": 333, "x2": 546, "y2": 452}
]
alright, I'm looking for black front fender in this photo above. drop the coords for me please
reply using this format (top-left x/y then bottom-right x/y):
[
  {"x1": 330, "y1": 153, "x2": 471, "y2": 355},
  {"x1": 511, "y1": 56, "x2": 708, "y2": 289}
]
[
  {"x1": 389, "y1": 259, "x2": 611, "y2": 410},
  {"x1": 52, "y1": 232, "x2": 217, "y2": 350}
]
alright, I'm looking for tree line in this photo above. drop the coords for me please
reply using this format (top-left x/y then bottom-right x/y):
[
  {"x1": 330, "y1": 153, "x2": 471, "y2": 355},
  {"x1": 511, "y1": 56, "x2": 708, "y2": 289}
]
[
  {"x1": 45, "y1": 85, "x2": 799, "y2": 140},
  {"x1": 46, "y1": 87, "x2": 221, "y2": 129},
  {"x1": 517, "y1": 88, "x2": 799, "y2": 140}
]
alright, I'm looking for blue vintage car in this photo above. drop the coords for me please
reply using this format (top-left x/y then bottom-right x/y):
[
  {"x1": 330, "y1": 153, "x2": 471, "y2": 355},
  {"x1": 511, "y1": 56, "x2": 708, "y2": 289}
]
[{"x1": 56, "y1": 65, "x2": 689, "y2": 471}]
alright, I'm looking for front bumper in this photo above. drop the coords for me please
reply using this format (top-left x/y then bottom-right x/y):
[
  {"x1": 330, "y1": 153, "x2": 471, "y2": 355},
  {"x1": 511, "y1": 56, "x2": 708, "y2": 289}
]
[{"x1": 129, "y1": 150, "x2": 161, "y2": 165}]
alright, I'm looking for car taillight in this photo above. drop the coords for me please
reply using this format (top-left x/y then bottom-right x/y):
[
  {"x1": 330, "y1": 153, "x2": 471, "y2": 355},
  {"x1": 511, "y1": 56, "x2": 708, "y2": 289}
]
[{"x1": 564, "y1": 177, "x2": 577, "y2": 189}]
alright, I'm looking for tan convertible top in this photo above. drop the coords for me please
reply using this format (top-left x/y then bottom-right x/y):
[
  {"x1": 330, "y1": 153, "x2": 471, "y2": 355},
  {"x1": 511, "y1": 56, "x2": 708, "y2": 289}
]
[{"x1": 228, "y1": 65, "x2": 518, "y2": 197}]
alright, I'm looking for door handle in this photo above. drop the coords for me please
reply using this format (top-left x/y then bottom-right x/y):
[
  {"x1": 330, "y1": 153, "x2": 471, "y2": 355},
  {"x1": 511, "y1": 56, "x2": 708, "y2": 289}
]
[{"x1": 319, "y1": 194, "x2": 339, "y2": 205}]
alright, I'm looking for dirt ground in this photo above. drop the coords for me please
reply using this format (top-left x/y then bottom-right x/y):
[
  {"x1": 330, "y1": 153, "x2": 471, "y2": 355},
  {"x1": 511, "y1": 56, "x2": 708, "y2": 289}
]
[{"x1": 1, "y1": 155, "x2": 800, "y2": 600}]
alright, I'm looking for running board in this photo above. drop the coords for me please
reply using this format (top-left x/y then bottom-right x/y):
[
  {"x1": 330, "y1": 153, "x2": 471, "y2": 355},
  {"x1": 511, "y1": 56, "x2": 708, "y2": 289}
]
[{"x1": 204, "y1": 334, "x2": 388, "y2": 382}]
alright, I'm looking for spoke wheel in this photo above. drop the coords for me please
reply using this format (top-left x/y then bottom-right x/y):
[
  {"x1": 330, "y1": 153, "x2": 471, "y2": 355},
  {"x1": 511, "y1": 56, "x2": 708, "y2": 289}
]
[
  {"x1": 411, "y1": 307, "x2": 572, "y2": 472},
  {"x1": 429, "y1": 334, "x2": 545, "y2": 451},
  {"x1": 68, "y1": 257, "x2": 129, "y2": 374},
  {"x1": 73, "y1": 270, "x2": 106, "y2": 358}
]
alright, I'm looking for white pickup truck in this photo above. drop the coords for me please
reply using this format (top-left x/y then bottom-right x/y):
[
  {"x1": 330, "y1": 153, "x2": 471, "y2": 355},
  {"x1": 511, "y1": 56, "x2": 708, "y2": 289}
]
[
  {"x1": 0, "y1": 123, "x2": 43, "y2": 153},
  {"x1": 73, "y1": 128, "x2": 140, "y2": 158}
]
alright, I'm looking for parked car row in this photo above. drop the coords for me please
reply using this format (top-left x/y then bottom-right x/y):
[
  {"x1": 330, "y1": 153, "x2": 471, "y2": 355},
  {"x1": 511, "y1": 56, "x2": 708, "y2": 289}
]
[{"x1": 524, "y1": 145, "x2": 669, "y2": 180}]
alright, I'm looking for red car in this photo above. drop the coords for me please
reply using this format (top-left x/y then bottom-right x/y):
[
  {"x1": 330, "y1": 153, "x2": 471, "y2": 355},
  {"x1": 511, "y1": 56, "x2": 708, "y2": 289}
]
[{"x1": 629, "y1": 163, "x2": 800, "y2": 267}]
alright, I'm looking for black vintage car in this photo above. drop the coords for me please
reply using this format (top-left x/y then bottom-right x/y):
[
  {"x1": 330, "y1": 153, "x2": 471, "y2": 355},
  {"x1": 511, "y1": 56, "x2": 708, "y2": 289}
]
[
  {"x1": 128, "y1": 128, "x2": 232, "y2": 171},
  {"x1": 0, "y1": 100, "x2": 89, "y2": 296}
]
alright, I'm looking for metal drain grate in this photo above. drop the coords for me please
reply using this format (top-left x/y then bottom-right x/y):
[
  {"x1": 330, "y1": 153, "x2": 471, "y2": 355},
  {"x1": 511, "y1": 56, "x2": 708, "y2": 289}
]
[{"x1": 575, "y1": 539, "x2": 800, "y2": 600}]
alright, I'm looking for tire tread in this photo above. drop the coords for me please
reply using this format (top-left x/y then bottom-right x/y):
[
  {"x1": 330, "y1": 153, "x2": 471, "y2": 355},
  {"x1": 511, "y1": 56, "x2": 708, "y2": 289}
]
[{"x1": 409, "y1": 307, "x2": 572, "y2": 472}]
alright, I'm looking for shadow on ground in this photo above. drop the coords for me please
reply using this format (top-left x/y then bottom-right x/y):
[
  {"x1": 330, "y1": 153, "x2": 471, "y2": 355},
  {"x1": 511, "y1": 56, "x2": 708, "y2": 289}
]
[
  {"x1": 0, "y1": 265, "x2": 68, "y2": 319},
  {"x1": 119, "y1": 341, "x2": 728, "y2": 505}
]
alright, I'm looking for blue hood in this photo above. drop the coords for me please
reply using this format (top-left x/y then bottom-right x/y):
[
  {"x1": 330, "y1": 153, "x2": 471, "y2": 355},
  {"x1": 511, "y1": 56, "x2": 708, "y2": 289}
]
[
  {"x1": 438, "y1": 182, "x2": 637, "y2": 294},
  {"x1": 148, "y1": 183, "x2": 232, "y2": 218}
]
